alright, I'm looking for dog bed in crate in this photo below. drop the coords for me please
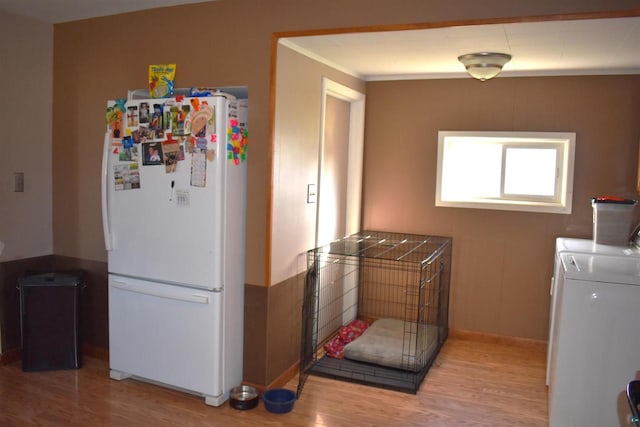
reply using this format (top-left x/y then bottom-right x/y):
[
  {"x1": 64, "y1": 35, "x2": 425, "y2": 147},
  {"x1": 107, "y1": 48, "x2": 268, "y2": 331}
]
[{"x1": 343, "y1": 318, "x2": 437, "y2": 372}]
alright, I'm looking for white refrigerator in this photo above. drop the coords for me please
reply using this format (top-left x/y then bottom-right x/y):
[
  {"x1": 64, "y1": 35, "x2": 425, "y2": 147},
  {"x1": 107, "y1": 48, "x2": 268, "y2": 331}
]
[{"x1": 101, "y1": 90, "x2": 248, "y2": 406}]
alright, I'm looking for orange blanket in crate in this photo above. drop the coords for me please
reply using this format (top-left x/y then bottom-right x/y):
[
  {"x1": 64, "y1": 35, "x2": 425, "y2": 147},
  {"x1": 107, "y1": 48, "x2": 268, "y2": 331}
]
[{"x1": 323, "y1": 319, "x2": 370, "y2": 359}]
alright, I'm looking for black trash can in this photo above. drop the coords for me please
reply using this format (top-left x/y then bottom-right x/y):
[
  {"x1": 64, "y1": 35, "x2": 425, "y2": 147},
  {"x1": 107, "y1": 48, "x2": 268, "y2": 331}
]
[{"x1": 18, "y1": 272, "x2": 83, "y2": 371}]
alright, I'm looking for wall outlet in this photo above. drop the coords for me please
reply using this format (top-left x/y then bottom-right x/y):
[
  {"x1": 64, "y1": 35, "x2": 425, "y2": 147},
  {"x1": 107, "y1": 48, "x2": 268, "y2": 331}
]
[{"x1": 14, "y1": 172, "x2": 24, "y2": 192}]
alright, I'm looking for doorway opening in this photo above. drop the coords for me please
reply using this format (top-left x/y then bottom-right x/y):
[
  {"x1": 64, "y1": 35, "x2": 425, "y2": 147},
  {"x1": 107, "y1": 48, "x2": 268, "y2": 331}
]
[{"x1": 315, "y1": 78, "x2": 365, "y2": 248}]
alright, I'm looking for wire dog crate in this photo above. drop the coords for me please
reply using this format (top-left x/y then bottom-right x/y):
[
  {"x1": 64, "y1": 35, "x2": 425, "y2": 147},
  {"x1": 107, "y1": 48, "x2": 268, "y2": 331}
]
[{"x1": 297, "y1": 230, "x2": 452, "y2": 397}]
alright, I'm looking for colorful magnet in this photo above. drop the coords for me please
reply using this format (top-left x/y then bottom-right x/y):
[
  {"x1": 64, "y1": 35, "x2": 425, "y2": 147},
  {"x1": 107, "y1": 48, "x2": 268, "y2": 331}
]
[
  {"x1": 227, "y1": 119, "x2": 248, "y2": 165},
  {"x1": 106, "y1": 100, "x2": 126, "y2": 139}
]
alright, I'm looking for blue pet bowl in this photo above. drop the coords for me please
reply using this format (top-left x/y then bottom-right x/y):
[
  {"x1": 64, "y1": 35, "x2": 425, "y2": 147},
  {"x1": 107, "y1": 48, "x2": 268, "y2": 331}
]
[{"x1": 262, "y1": 388, "x2": 296, "y2": 414}]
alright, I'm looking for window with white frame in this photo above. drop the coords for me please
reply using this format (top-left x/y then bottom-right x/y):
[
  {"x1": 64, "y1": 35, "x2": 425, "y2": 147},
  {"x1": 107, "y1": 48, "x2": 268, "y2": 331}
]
[{"x1": 436, "y1": 131, "x2": 575, "y2": 214}]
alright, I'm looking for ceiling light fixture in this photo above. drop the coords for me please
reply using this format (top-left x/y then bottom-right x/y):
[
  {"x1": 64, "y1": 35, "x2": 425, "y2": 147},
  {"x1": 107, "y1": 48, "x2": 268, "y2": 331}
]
[{"x1": 458, "y1": 52, "x2": 512, "y2": 81}]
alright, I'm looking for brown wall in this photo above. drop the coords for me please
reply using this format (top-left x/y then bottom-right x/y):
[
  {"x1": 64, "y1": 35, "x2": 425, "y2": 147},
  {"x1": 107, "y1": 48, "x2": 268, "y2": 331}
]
[
  {"x1": 42, "y1": 0, "x2": 640, "y2": 385},
  {"x1": 244, "y1": 275, "x2": 304, "y2": 386},
  {"x1": 362, "y1": 76, "x2": 640, "y2": 340},
  {"x1": 51, "y1": 0, "x2": 640, "y2": 286},
  {"x1": 0, "y1": 11, "x2": 53, "y2": 262},
  {"x1": 271, "y1": 44, "x2": 365, "y2": 285}
]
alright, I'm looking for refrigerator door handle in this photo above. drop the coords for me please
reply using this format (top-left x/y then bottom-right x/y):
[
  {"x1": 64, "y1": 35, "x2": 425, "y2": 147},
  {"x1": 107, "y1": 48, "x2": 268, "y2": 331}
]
[
  {"x1": 101, "y1": 131, "x2": 113, "y2": 251},
  {"x1": 111, "y1": 280, "x2": 210, "y2": 304}
]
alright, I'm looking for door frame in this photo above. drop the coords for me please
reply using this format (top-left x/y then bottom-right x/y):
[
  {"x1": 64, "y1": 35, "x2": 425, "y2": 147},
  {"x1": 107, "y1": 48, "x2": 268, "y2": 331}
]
[{"x1": 315, "y1": 77, "x2": 366, "y2": 247}]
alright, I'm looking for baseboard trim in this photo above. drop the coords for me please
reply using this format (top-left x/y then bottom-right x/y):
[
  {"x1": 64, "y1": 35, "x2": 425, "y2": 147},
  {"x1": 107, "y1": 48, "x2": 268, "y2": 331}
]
[
  {"x1": 449, "y1": 328, "x2": 547, "y2": 351},
  {"x1": 1, "y1": 344, "x2": 109, "y2": 366},
  {"x1": 0, "y1": 348, "x2": 21, "y2": 365},
  {"x1": 268, "y1": 361, "x2": 300, "y2": 390},
  {"x1": 242, "y1": 361, "x2": 300, "y2": 393}
]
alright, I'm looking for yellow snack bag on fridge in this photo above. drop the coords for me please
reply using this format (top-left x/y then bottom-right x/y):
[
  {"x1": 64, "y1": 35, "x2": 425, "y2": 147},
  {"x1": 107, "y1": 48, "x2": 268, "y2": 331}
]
[{"x1": 149, "y1": 64, "x2": 176, "y2": 98}]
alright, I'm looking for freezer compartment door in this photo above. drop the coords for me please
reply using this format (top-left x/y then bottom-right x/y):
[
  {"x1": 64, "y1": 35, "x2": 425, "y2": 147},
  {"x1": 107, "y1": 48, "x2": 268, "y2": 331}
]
[{"x1": 108, "y1": 275, "x2": 223, "y2": 401}]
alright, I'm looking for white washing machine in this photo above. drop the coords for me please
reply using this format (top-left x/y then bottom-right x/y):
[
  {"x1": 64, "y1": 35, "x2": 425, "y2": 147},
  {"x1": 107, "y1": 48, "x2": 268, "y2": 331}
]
[
  {"x1": 547, "y1": 237, "x2": 640, "y2": 385},
  {"x1": 555, "y1": 236, "x2": 640, "y2": 258},
  {"x1": 548, "y1": 252, "x2": 640, "y2": 427}
]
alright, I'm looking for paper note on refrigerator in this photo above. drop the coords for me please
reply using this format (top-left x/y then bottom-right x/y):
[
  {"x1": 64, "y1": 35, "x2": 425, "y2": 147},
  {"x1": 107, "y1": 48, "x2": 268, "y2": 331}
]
[
  {"x1": 190, "y1": 149, "x2": 207, "y2": 187},
  {"x1": 114, "y1": 164, "x2": 140, "y2": 191}
]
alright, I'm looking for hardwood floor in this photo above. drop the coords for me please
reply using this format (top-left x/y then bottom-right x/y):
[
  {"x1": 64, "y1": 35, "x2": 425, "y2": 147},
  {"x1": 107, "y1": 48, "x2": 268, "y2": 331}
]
[{"x1": 0, "y1": 336, "x2": 548, "y2": 426}]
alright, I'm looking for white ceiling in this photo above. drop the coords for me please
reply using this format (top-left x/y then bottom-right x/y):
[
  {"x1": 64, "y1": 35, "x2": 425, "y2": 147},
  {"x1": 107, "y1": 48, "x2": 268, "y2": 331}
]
[
  {"x1": 281, "y1": 17, "x2": 640, "y2": 81},
  {"x1": 0, "y1": 1, "x2": 638, "y2": 81},
  {"x1": 0, "y1": 0, "x2": 216, "y2": 23}
]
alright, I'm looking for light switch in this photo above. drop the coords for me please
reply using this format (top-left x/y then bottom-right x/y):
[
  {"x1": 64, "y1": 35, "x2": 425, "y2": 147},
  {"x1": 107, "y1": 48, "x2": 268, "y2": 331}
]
[
  {"x1": 307, "y1": 184, "x2": 316, "y2": 204},
  {"x1": 14, "y1": 172, "x2": 24, "y2": 192}
]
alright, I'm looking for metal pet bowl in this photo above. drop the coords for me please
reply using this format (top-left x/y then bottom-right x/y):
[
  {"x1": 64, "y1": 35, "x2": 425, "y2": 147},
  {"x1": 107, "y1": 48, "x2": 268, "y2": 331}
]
[
  {"x1": 262, "y1": 388, "x2": 296, "y2": 414},
  {"x1": 229, "y1": 385, "x2": 259, "y2": 410}
]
